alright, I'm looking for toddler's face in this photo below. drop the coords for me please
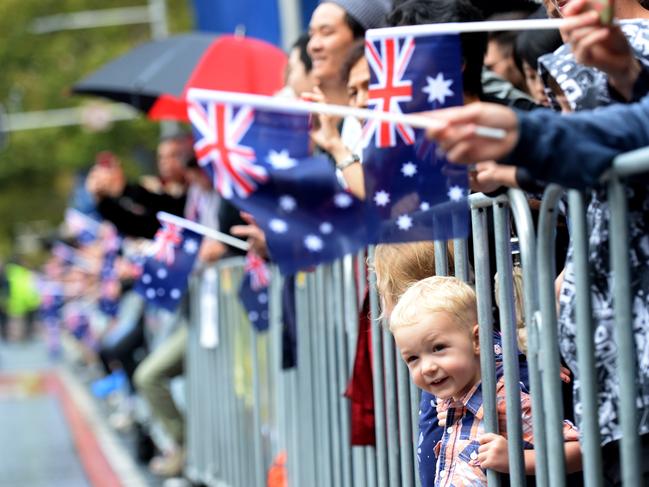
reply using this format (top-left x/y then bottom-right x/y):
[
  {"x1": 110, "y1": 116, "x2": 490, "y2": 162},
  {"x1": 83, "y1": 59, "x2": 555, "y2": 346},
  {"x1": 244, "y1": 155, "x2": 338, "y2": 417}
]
[{"x1": 393, "y1": 311, "x2": 481, "y2": 401}]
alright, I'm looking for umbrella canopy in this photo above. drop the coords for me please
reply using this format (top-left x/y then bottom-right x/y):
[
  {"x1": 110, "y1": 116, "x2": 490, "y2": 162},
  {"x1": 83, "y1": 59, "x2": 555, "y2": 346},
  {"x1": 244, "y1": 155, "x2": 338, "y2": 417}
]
[
  {"x1": 73, "y1": 33, "x2": 217, "y2": 112},
  {"x1": 72, "y1": 33, "x2": 287, "y2": 121}
]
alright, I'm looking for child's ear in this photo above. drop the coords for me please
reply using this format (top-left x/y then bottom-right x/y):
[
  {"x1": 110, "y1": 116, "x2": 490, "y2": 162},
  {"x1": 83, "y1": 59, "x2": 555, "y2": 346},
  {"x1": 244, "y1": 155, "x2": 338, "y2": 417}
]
[{"x1": 472, "y1": 324, "x2": 480, "y2": 354}]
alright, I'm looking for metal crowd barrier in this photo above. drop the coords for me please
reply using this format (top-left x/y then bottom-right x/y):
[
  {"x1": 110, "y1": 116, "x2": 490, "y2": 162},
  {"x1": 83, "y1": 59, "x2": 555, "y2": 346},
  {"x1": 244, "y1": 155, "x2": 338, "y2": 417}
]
[{"x1": 183, "y1": 147, "x2": 649, "y2": 486}]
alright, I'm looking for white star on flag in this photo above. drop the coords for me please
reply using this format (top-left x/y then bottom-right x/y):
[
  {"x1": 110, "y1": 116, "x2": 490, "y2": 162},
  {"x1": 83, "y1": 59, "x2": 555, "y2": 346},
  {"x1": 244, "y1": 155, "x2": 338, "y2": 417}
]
[
  {"x1": 304, "y1": 234, "x2": 324, "y2": 252},
  {"x1": 258, "y1": 292, "x2": 268, "y2": 304},
  {"x1": 146, "y1": 288, "x2": 155, "y2": 299},
  {"x1": 266, "y1": 149, "x2": 297, "y2": 170},
  {"x1": 447, "y1": 185, "x2": 465, "y2": 201},
  {"x1": 420, "y1": 202, "x2": 430, "y2": 211},
  {"x1": 401, "y1": 162, "x2": 417, "y2": 177},
  {"x1": 422, "y1": 73, "x2": 454, "y2": 105},
  {"x1": 269, "y1": 218, "x2": 288, "y2": 234},
  {"x1": 279, "y1": 195, "x2": 297, "y2": 212},
  {"x1": 374, "y1": 190, "x2": 390, "y2": 207},
  {"x1": 334, "y1": 193, "x2": 353, "y2": 208},
  {"x1": 156, "y1": 268, "x2": 168, "y2": 279},
  {"x1": 184, "y1": 239, "x2": 199, "y2": 254},
  {"x1": 142, "y1": 274, "x2": 152, "y2": 284},
  {"x1": 170, "y1": 289, "x2": 181, "y2": 299},
  {"x1": 319, "y1": 222, "x2": 333, "y2": 235},
  {"x1": 397, "y1": 214, "x2": 413, "y2": 231}
]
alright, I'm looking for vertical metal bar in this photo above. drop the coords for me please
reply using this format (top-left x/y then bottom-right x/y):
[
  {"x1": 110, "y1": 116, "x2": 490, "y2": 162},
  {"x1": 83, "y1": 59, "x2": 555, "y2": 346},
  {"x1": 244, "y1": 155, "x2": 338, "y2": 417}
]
[
  {"x1": 368, "y1": 246, "x2": 389, "y2": 487},
  {"x1": 537, "y1": 185, "x2": 567, "y2": 486},
  {"x1": 470, "y1": 203, "x2": 500, "y2": 487},
  {"x1": 608, "y1": 176, "x2": 641, "y2": 485},
  {"x1": 493, "y1": 200, "x2": 526, "y2": 485},
  {"x1": 296, "y1": 273, "x2": 317, "y2": 486},
  {"x1": 434, "y1": 240, "x2": 448, "y2": 276},
  {"x1": 567, "y1": 190, "x2": 604, "y2": 487},
  {"x1": 324, "y1": 265, "x2": 343, "y2": 487},
  {"x1": 338, "y1": 257, "x2": 356, "y2": 487},
  {"x1": 220, "y1": 271, "x2": 235, "y2": 485},
  {"x1": 343, "y1": 257, "x2": 369, "y2": 487},
  {"x1": 453, "y1": 238, "x2": 470, "y2": 282},
  {"x1": 252, "y1": 329, "x2": 265, "y2": 487},
  {"x1": 396, "y1": 348, "x2": 415, "y2": 487},
  {"x1": 383, "y1": 328, "x2": 401, "y2": 486},
  {"x1": 410, "y1": 382, "x2": 421, "y2": 487},
  {"x1": 508, "y1": 189, "x2": 548, "y2": 487}
]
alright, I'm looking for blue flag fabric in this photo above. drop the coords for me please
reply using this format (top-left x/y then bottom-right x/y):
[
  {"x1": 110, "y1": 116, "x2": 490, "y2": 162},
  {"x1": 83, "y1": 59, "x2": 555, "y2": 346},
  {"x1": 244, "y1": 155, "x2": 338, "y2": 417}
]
[
  {"x1": 362, "y1": 32, "x2": 470, "y2": 243},
  {"x1": 99, "y1": 227, "x2": 122, "y2": 317},
  {"x1": 64, "y1": 207, "x2": 101, "y2": 244},
  {"x1": 134, "y1": 221, "x2": 203, "y2": 311},
  {"x1": 188, "y1": 96, "x2": 370, "y2": 274},
  {"x1": 238, "y1": 252, "x2": 271, "y2": 332}
]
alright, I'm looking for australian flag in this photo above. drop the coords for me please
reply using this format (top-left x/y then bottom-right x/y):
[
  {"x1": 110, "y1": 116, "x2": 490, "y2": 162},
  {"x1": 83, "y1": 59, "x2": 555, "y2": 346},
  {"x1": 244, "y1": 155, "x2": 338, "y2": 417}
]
[
  {"x1": 134, "y1": 220, "x2": 203, "y2": 311},
  {"x1": 362, "y1": 32, "x2": 469, "y2": 243},
  {"x1": 187, "y1": 90, "x2": 370, "y2": 274},
  {"x1": 238, "y1": 251, "x2": 271, "y2": 332},
  {"x1": 99, "y1": 226, "x2": 122, "y2": 317},
  {"x1": 64, "y1": 207, "x2": 101, "y2": 244}
]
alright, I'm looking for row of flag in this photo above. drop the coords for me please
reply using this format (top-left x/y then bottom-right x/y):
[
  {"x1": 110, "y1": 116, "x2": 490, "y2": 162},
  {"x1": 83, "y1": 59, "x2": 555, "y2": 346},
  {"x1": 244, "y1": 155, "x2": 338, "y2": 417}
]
[
  {"x1": 50, "y1": 32, "x2": 468, "y2": 334},
  {"x1": 187, "y1": 32, "x2": 468, "y2": 276}
]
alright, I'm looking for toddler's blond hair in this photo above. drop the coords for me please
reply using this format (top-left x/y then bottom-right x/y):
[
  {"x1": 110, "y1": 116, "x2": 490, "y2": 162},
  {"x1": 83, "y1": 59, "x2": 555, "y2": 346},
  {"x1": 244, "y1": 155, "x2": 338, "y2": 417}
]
[{"x1": 389, "y1": 276, "x2": 477, "y2": 333}]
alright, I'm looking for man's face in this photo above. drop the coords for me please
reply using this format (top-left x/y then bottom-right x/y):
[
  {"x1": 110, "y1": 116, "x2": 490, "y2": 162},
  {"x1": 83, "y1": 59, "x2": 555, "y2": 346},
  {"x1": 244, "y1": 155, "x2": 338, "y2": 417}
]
[
  {"x1": 484, "y1": 41, "x2": 526, "y2": 92},
  {"x1": 157, "y1": 139, "x2": 187, "y2": 183},
  {"x1": 307, "y1": 3, "x2": 356, "y2": 85},
  {"x1": 347, "y1": 57, "x2": 370, "y2": 109},
  {"x1": 286, "y1": 47, "x2": 315, "y2": 97}
]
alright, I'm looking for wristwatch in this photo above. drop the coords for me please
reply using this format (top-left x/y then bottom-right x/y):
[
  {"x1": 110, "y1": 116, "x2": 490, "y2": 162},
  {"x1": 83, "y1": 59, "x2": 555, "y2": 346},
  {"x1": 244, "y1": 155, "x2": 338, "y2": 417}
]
[{"x1": 337, "y1": 152, "x2": 361, "y2": 170}]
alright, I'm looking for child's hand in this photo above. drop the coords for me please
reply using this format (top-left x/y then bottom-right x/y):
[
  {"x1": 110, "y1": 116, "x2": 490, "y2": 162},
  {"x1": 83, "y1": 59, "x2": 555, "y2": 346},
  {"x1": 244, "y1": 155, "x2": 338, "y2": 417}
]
[
  {"x1": 437, "y1": 408, "x2": 448, "y2": 428},
  {"x1": 436, "y1": 398, "x2": 448, "y2": 427},
  {"x1": 477, "y1": 433, "x2": 510, "y2": 473}
]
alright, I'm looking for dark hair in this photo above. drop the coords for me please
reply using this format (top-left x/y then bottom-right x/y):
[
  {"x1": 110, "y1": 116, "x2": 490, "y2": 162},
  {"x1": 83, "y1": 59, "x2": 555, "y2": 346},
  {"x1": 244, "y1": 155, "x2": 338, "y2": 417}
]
[
  {"x1": 487, "y1": 11, "x2": 529, "y2": 53},
  {"x1": 340, "y1": 40, "x2": 366, "y2": 83},
  {"x1": 470, "y1": 0, "x2": 538, "y2": 19},
  {"x1": 514, "y1": 28, "x2": 563, "y2": 71},
  {"x1": 387, "y1": 0, "x2": 486, "y2": 97},
  {"x1": 344, "y1": 12, "x2": 366, "y2": 39},
  {"x1": 292, "y1": 33, "x2": 313, "y2": 73}
]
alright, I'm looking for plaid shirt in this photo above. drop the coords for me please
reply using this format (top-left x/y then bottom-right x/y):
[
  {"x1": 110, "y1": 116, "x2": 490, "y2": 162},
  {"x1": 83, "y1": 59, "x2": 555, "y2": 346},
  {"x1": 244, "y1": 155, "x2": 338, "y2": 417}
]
[{"x1": 434, "y1": 375, "x2": 579, "y2": 486}]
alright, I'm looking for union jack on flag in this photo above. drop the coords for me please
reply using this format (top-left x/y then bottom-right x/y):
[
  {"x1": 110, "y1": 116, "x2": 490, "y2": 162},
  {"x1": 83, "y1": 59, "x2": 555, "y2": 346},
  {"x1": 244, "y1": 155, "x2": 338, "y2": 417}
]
[
  {"x1": 362, "y1": 31, "x2": 470, "y2": 243},
  {"x1": 363, "y1": 36, "x2": 416, "y2": 149},
  {"x1": 150, "y1": 222, "x2": 183, "y2": 266},
  {"x1": 187, "y1": 88, "x2": 371, "y2": 275},
  {"x1": 135, "y1": 218, "x2": 203, "y2": 311},
  {"x1": 239, "y1": 251, "x2": 271, "y2": 332},
  {"x1": 188, "y1": 101, "x2": 268, "y2": 199},
  {"x1": 244, "y1": 251, "x2": 270, "y2": 291}
]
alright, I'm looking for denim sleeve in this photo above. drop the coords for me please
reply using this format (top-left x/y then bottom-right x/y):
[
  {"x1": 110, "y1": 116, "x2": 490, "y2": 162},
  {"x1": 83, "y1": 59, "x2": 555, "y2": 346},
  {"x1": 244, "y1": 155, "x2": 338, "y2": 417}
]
[{"x1": 499, "y1": 95, "x2": 649, "y2": 189}]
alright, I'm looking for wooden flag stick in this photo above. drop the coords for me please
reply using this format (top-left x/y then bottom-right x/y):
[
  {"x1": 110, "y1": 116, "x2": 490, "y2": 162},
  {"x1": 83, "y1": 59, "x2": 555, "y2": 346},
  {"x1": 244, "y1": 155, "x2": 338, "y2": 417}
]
[
  {"x1": 157, "y1": 211, "x2": 250, "y2": 252},
  {"x1": 187, "y1": 88, "x2": 506, "y2": 140}
]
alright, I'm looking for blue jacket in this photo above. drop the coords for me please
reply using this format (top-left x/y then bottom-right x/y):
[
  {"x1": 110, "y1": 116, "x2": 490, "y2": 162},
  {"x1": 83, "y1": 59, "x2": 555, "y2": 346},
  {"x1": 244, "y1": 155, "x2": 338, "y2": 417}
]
[{"x1": 501, "y1": 68, "x2": 649, "y2": 189}]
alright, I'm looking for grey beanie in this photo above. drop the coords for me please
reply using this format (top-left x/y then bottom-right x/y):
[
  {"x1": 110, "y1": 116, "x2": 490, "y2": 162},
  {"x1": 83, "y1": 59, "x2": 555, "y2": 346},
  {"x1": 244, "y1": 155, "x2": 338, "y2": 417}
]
[{"x1": 321, "y1": 0, "x2": 391, "y2": 30}]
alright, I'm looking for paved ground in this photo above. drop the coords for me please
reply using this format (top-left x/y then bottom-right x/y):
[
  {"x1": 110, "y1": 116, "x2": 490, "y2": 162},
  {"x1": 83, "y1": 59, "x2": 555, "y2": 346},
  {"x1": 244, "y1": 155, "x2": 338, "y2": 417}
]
[{"x1": 0, "y1": 339, "x2": 158, "y2": 487}]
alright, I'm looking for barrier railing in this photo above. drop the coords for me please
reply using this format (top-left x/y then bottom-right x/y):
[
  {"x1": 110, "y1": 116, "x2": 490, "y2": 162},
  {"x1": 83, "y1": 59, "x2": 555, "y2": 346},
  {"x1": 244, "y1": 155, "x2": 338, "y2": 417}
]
[{"x1": 183, "y1": 148, "x2": 649, "y2": 486}]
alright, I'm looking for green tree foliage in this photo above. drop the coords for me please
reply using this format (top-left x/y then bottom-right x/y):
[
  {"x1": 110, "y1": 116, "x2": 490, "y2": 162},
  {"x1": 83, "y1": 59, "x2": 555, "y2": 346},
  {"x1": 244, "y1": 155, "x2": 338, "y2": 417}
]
[{"x1": 0, "y1": 0, "x2": 193, "y2": 255}]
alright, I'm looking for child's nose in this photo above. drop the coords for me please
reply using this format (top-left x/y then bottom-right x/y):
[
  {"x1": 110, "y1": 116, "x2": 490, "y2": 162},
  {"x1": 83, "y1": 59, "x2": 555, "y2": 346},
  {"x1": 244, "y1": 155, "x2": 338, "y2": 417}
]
[{"x1": 421, "y1": 356, "x2": 438, "y2": 376}]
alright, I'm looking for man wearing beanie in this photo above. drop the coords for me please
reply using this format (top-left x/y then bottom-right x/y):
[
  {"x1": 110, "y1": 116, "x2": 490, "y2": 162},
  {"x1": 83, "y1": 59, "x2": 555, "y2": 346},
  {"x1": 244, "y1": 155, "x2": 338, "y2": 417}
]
[{"x1": 307, "y1": 0, "x2": 390, "y2": 104}]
